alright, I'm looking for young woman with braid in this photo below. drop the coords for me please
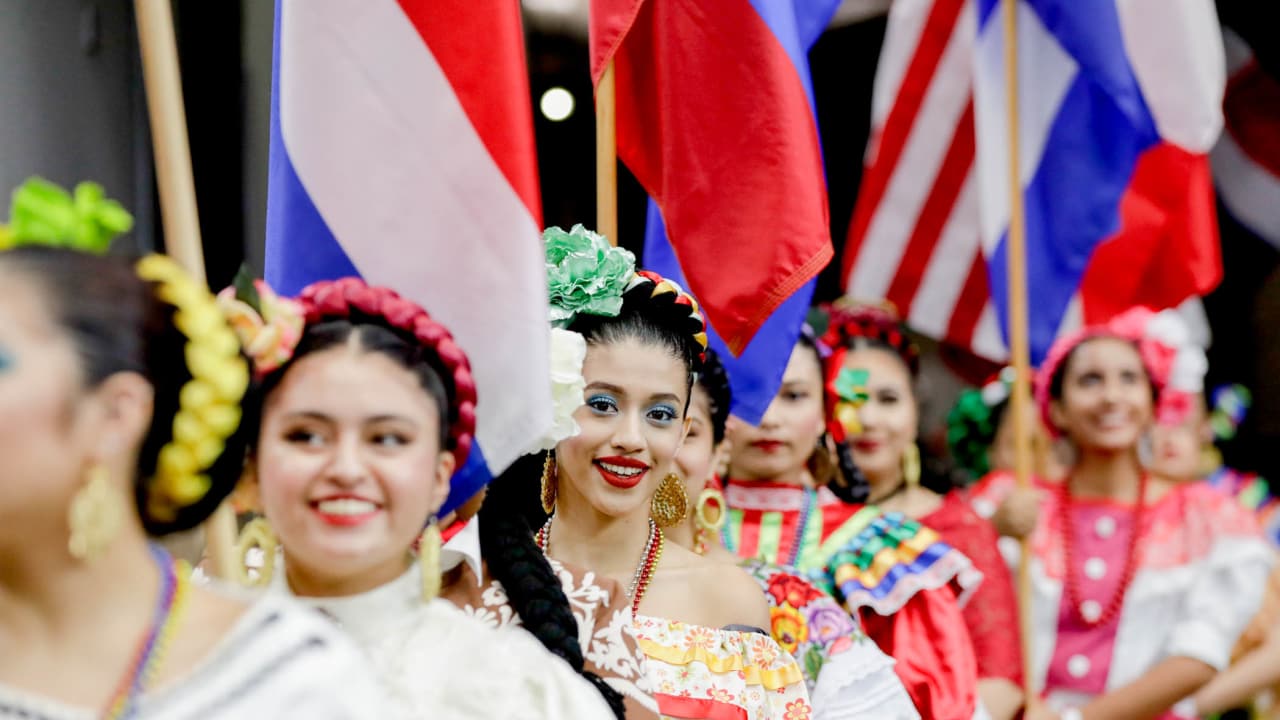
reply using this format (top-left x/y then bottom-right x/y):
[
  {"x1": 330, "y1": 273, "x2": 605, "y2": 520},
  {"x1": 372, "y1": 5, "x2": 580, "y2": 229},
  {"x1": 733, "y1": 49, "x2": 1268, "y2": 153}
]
[
  {"x1": 0, "y1": 180, "x2": 385, "y2": 719},
  {"x1": 485, "y1": 225, "x2": 812, "y2": 719},
  {"x1": 723, "y1": 318, "x2": 984, "y2": 720},
  {"x1": 666, "y1": 347, "x2": 919, "y2": 719},
  {"x1": 227, "y1": 276, "x2": 617, "y2": 719}
]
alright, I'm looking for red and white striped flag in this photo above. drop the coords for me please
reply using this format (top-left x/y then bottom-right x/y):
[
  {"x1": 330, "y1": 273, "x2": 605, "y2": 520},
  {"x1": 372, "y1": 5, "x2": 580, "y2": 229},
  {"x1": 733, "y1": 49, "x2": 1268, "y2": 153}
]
[{"x1": 841, "y1": 0, "x2": 1004, "y2": 358}]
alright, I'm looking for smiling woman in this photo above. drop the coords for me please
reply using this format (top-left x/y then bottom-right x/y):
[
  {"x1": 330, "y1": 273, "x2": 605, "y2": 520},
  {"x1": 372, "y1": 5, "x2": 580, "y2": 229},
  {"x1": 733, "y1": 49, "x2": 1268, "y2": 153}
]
[
  {"x1": 483, "y1": 225, "x2": 814, "y2": 720},
  {"x1": 234, "y1": 276, "x2": 617, "y2": 719}
]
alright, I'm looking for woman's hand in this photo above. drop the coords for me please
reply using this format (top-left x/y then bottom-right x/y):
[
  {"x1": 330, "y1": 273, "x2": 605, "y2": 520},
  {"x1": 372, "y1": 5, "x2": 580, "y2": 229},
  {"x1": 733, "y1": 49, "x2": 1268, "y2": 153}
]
[{"x1": 993, "y1": 485, "x2": 1041, "y2": 539}]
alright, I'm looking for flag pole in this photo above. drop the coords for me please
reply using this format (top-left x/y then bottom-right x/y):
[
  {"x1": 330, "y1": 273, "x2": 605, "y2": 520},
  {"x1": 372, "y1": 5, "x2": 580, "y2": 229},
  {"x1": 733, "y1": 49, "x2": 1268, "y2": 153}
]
[
  {"x1": 1001, "y1": 0, "x2": 1038, "y2": 707},
  {"x1": 596, "y1": 60, "x2": 619, "y2": 247},
  {"x1": 134, "y1": 0, "x2": 239, "y2": 581}
]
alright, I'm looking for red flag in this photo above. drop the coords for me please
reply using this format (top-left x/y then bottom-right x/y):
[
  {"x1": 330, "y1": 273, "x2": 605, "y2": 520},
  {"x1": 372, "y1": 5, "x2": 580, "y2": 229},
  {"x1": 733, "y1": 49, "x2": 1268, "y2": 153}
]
[{"x1": 590, "y1": 0, "x2": 833, "y2": 352}]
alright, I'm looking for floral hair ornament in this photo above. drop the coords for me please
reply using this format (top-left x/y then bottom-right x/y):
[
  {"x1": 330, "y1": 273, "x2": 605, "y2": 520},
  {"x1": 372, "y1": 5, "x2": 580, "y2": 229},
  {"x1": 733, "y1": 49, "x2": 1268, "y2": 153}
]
[
  {"x1": 0, "y1": 177, "x2": 133, "y2": 254},
  {"x1": 947, "y1": 367, "x2": 1018, "y2": 478},
  {"x1": 136, "y1": 255, "x2": 251, "y2": 523},
  {"x1": 526, "y1": 328, "x2": 589, "y2": 453},
  {"x1": 545, "y1": 224, "x2": 636, "y2": 328},
  {"x1": 215, "y1": 266, "x2": 305, "y2": 376},
  {"x1": 819, "y1": 298, "x2": 920, "y2": 377},
  {"x1": 297, "y1": 278, "x2": 478, "y2": 466},
  {"x1": 829, "y1": 367, "x2": 870, "y2": 441},
  {"x1": 1210, "y1": 384, "x2": 1251, "y2": 442},
  {"x1": 1034, "y1": 306, "x2": 1207, "y2": 438}
]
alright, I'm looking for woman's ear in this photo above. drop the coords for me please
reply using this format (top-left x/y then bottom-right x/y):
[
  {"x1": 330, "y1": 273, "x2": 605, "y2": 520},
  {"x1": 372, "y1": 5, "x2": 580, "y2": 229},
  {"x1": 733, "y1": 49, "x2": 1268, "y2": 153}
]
[
  {"x1": 429, "y1": 449, "x2": 458, "y2": 517},
  {"x1": 87, "y1": 371, "x2": 154, "y2": 463}
]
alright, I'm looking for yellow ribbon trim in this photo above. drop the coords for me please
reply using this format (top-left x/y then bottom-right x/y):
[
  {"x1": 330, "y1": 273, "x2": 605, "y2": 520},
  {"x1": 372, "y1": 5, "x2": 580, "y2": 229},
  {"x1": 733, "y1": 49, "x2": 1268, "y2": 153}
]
[{"x1": 637, "y1": 640, "x2": 805, "y2": 690}]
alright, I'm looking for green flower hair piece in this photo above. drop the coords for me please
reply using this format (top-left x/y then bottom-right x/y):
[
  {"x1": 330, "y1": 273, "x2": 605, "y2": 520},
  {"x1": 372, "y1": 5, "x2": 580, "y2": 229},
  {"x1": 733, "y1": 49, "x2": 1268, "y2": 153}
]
[
  {"x1": 0, "y1": 178, "x2": 133, "y2": 254},
  {"x1": 947, "y1": 367, "x2": 1016, "y2": 480},
  {"x1": 834, "y1": 368, "x2": 870, "y2": 405},
  {"x1": 545, "y1": 224, "x2": 636, "y2": 328}
]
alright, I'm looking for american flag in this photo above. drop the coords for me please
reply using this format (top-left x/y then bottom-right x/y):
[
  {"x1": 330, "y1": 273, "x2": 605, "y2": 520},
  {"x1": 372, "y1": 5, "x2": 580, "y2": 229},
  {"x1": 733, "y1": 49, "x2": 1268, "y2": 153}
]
[{"x1": 840, "y1": 0, "x2": 1006, "y2": 359}]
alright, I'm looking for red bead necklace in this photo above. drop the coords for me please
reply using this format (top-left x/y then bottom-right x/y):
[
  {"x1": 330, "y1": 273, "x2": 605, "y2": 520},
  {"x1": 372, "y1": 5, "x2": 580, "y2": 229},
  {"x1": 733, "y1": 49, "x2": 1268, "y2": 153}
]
[
  {"x1": 1059, "y1": 472, "x2": 1148, "y2": 629},
  {"x1": 537, "y1": 515, "x2": 663, "y2": 617}
]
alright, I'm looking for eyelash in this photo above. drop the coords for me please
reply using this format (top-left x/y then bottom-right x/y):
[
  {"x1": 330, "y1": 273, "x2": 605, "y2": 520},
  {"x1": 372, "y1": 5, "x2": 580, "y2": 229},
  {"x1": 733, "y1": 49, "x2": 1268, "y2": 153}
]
[
  {"x1": 647, "y1": 405, "x2": 678, "y2": 426},
  {"x1": 586, "y1": 394, "x2": 678, "y2": 426}
]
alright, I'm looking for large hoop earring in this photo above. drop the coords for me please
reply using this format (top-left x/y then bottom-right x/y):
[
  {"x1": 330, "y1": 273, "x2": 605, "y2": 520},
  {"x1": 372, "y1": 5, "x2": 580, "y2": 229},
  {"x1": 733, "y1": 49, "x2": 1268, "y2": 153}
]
[
  {"x1": 234, "y1": 516, "x2": 278, "y2": 588},
  {"x1": 651, "y1": 473, "x2": 690, "y2": 527},
  {"x1": 902, "y1": 442, "x2": 921, "y2": 489},
  {"x1": 68, "y1": 464, "x2": 124, "y2": 562},
  {"x1": 540, "y1": 451, "x2": 558, "y2": 515},
  {"x1": 419, "y1": 520, "x2": 441, "y2": 602},
  {"x1": 694, "y1": 484, "x2": 726, "y2": 555}
]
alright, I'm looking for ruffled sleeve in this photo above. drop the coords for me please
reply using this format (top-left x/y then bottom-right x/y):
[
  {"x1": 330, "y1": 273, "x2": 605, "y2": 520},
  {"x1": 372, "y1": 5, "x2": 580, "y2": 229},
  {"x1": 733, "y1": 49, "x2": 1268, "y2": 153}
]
[
  {"x1": 632, "y1": 614, "x2": 812, "y2": 720},
  {"x1": 860, "y1": 588, "x2": 980, "y2": 720},
  {"x1": 1161, "y1": 486, "x2": 1275, "y2": 670}
]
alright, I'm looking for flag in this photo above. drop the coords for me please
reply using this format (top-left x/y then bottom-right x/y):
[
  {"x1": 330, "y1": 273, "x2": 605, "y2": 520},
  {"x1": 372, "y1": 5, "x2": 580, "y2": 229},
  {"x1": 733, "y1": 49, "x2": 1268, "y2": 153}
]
[
  {"x1": 1212, "y1": 28, "x2": 1280, "y2": 250},
  {"x1": 843, "y1": 0, "x2": 1224, "y2": 363},
  {"x1": 265, "y1": 0, "x2": 551, "y2": 513},
  {"x1": 639, "y1": 0, "x2": 840, "y2": 423},
  {"x1": 592, "y1": 0, "x2": 835, "y2": 356}
]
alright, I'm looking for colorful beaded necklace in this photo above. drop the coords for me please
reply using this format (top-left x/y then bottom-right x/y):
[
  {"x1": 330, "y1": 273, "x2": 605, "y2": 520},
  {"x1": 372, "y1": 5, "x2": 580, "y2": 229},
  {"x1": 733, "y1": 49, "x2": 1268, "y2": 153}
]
[
  {"x1": 102, "y1": 545, "x2": 191, "y2": 720},
  {"x1": 1059, "y1": 473, "x2": 1148, "y2": 629},
  {"x1": 537, "y1": 515, "x2": 663, "y2": 616},
  {"x1": 719, "y1": 485, "x2": 814, "y2": 567}
]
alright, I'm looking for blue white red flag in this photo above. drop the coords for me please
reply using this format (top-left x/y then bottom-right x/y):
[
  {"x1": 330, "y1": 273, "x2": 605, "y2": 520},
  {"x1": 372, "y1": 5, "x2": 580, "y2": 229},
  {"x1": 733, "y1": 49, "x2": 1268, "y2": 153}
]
[
  {"x1": 634, "y1": 0, "x2": 834, "y2": 422},
  {"x1": 264, "y1": 0, "x2": 551, "y2": 512},
  {"x1": 592, "y1": 0, "x2": 837, "y2": 360},
  {"x1": 1213, "y1": 28, "x2": 1280, "y2": 251},
  {"x1": 844, "y1": 0, "x2": 1224, "y2": 364}
]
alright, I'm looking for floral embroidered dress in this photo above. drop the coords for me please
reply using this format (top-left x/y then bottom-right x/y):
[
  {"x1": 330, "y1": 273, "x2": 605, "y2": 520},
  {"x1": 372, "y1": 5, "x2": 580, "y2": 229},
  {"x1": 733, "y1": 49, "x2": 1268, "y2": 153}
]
[
  {"x1": 742, "y1": 560, "x2": 920, "y2": 719},
  {"x1": 1019, "y1": 479, "x2": 1272, "y2": 717},
  {"x1": 630, "y1": 613, "x2": 813, "y2": 720},
  {"x1": 723, "y1": 480, "x2": 983, "y2": 720},
  {"x1": 439, "y1": 518, "x2": 659, "y2": 719}
]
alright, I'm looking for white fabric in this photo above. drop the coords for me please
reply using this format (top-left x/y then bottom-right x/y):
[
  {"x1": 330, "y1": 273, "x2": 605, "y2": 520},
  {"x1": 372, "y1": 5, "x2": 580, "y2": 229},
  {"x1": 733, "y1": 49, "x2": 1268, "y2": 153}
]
[
  {"x1": 1015, "y1": 535, "x2": 1273, "y2": 704},
  {"x1": 439, "y1": 516, "x2": 485, "y2": 586},
  {"x1": 277, "y1": 562, "x2": 615, "y2": 720},
  {"x1": 278, "y1": 0, "x2": 551, "y2": 472},
  {"x1": 0, "y1": 593, "x2": 389, "y2": 719},
  {"x1": 810, "y1": 636, "x2": 921, "y2": 720}
]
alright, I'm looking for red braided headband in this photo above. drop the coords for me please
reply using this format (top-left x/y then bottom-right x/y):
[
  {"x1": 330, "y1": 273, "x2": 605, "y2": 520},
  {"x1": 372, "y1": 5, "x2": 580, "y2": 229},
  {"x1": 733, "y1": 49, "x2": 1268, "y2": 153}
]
[
  {"x1": 297, "y1": 278, "x2": 478, "y2": 466},
  {"x1": 820, "y1": 301, "x2": 919, "y2": 376}
]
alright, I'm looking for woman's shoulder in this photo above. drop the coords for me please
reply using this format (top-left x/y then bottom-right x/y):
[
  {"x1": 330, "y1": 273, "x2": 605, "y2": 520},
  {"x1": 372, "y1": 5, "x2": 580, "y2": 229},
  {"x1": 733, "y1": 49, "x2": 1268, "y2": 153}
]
[{"x1": 654, "y1": 543, "x2": 770, "y2": 629}]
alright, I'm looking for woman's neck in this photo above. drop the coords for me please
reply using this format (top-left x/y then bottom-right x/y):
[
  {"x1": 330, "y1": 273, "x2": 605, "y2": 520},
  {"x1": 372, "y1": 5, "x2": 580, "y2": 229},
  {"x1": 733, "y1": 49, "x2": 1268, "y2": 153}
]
[
  {"x1": 667, "y1": 516, "x2": 696, "y2": 551},
  {"x1": 866, "y1": 468, "x2": 905, "y2": 504},
  {"x1": 546, "y1": 490, "x2": 651, "y2": 579},
  {"x1": 1070, "y1": 447, "x2": 1144, "y2": 501},
  {"x1": 284, "y1": 553, "x2": 412, "y2": 598},
  {"x1": 0, "y1": 529, "x2": 159, "y2": 654},
  {"x1": 726, "y1": 464, "x2": 811, "y2": 487}
]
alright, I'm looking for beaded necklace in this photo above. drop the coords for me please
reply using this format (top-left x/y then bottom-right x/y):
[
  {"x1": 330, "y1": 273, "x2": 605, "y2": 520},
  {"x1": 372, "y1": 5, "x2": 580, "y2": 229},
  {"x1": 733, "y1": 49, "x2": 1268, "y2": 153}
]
[
  {"x1": 1059, "y1": 473, "x2": 1148, "y2": 629},
  {"x1": 537, "y1": 515, "x2": 663, "y2": 616},
  {"x1": 785, "y1": 488, "x2": 815, "y2": 567},
  {"x1": 102, "y1": 545, "x2": 190, "y2": 720}
]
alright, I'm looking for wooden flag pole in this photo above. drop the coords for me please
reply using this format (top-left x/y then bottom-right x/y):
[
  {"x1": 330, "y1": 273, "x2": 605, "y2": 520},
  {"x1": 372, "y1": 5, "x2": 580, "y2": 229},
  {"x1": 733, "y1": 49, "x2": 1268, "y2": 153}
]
[
  {"x1": 134, "y1": 0, "x2": 239, "y2": 581},
  {"x1": 596, "y1": 61, "x2": 619, "y2": 247},
  {"x1": 1001, "y1": 0, "x2": 1038, "y2": 706}
]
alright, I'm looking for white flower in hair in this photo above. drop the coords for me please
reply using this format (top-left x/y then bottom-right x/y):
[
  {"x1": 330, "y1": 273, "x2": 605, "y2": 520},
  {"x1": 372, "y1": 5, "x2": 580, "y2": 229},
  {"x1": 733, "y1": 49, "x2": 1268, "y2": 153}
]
[
  {"x1": 528, "y1": 328, "x2": 588, "y2": 453},
  {"x1": 1146, "y1": 309, "x2": 1206, "y2": 393}
]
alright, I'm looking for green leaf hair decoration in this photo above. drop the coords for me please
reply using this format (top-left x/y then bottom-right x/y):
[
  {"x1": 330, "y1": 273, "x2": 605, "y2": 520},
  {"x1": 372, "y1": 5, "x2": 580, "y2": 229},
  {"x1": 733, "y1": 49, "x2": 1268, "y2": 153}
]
[
  {"x1": 0, "y1": 178, "x2": 133, "y2": 254},
  {"x1": 544, "y1": 224, "x2": 637, "y2": 328}
]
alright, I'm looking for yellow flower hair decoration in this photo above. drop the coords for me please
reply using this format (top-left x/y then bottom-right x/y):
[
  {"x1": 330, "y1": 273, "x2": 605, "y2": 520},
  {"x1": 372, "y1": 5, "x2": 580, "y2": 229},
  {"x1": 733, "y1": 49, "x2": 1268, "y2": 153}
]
[{"x1": 135, "y1": 254, "x2": 250, "y2": 523}]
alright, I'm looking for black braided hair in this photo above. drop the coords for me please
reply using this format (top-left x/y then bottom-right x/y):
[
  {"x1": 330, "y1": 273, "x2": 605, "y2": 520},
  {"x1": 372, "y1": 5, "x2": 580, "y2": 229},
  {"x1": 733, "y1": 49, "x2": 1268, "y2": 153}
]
[
  {"x1": 480, "y1": 456, "x2": 626, "y2": 719},
  {"x1": 794, "y1": 330, "x2": 871, "y2": 504},
  {"x1": 698, "y1": 348, "x2": 732, "y2": 444}
]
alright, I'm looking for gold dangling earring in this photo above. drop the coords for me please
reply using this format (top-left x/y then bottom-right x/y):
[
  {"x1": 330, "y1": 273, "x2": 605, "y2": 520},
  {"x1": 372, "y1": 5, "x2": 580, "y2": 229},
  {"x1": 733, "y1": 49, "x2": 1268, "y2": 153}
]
[
  {"x1": 419, "y1": 521, "x2": 442, "y2": 602},
  {"x1": 694, "y1": 484, "x2": 727, "y2": 554},
  {"x1": 68, "y1": 464, "x2": 124, "y2": 562},
  {"x1": 540, "y1": 451, "x2": 558, "y2": 515},
  {"x1": 902, "y1": 442, "x2": 921, "y2": 490},
  {"x1": 234, "y1": 516, "x2": 278, "y2": 588},
  {"x1": 651, "y1": 473, "x2": 690, "y2": 527}
]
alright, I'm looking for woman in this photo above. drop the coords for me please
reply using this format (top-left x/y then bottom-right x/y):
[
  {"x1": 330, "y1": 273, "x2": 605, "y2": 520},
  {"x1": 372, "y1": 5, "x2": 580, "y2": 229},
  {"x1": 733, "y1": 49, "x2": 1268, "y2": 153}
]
[
  {"x1": 1021, "y1": 307, "x2": 1271, "y2": 719},
  {"x1": 489, "y1": 225, "x2": 812, "y2": 719},
  {"x1": 668, "y1": 347, "x2": 919, "y2": 719},
  {"x1": 232, "y1": 276, "x2": 617, "y2": 718},
  {"x1": 822, "y1": 303, "x2": 1024, "y2": 719},
  {"x1": 0, "y1": 240, "x2": 384, "y2": 717},
  {"x1": 723, "y1": 325, "x2": 984, "y2": 720}
]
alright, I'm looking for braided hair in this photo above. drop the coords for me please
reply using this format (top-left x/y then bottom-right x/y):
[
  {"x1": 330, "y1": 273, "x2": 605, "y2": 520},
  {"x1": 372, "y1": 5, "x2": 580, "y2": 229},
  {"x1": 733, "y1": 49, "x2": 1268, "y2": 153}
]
[
  {"x1": 698, "y1": 348, "x2": 731, "y2": 444},
  {"x1": 479, "y1": 460, "x2": 626, "y2": 719}
]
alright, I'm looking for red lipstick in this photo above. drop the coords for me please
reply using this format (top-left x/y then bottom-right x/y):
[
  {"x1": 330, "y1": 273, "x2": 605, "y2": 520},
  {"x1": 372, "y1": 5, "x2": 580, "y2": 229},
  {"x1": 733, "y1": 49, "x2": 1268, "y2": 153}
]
[{"x1": 594, "y1": 456, "x2": 650, "y2": 489}]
